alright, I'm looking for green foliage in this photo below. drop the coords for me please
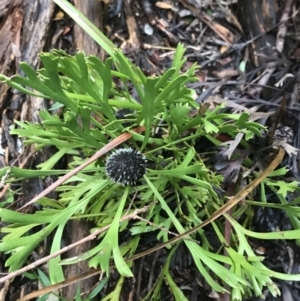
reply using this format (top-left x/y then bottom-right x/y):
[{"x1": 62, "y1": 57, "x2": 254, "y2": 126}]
[{"x1": 0, "y1": 1, "x2": 299, "y2": 300}]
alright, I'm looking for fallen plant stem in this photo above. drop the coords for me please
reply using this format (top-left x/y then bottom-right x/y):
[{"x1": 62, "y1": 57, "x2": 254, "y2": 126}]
[
  {"x1": 16, "y1": 148, "x2": 286, "y2": 301},
  {"x1": 1, "y1": 202, "x2": 155, "y2": 285},
  {"x1": 18, "y1": 127, "x2": 145, "y2": 211},
  {"x1": 17, "y1": 269, "x2": 104, "y2": 301},
  {"x1": 128, "y1": 147, "x2": 286, "y2": 258}
]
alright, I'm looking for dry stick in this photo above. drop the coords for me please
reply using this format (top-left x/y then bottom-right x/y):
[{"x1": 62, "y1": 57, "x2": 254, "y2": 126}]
[
  {"x1": 276, "y1": 0, "x2": 295, "y2": 53},
  {"x1": 18, "y1": 269, "x2": 104, "y2": 301},
  {"x1": 249, "y1": 0, "x2": 295, "y2": 95},
  {"x1": 127, "y1": 148, "x2": 286, "y2": 260},
  {"x1": 0, "y1": 203, "x2": 155, "y2": 284},
  {"x1": 18, "y1": 126, "x2": 145, "y2": 211},
  {"x1": 17, "y1": 148, "x2": 286, "y2": 301},
  {"x1": 179, "y1": 0, "x2": 234, "y2": 44},
  {"x1": 123, "y1": 0, "x2": 140, "y2": 49}
]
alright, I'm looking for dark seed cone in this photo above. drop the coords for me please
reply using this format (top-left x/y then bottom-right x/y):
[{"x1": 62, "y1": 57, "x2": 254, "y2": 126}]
[{"x1": 105, "y1": 148, "x2": 147, "y2": 186}]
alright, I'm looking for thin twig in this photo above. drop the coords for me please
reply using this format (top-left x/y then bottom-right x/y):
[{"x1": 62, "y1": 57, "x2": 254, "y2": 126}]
[
  {"x1": 16, "y1": 148, "x2": 285, "y2": 301},
  {"x1": 18, "y1": 127, "x2": 145, "y2": 211},
  {"x1": 126, "y1": 148, "x2": 286, "y2": 260},
  {"x1": 0, "y1": 203, "x2": 155, "y2": 284}
]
